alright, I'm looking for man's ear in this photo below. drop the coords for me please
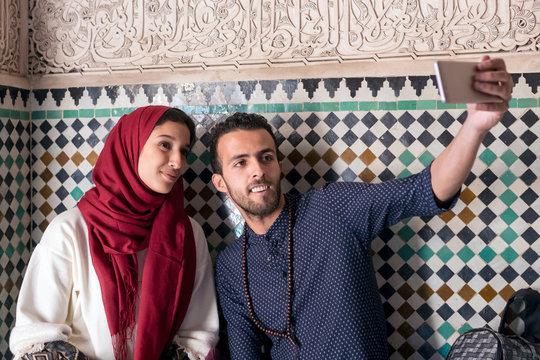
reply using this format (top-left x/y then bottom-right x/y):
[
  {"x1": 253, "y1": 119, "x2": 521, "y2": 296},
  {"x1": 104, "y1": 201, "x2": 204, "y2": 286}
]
[{"x1": 212, "y1": 173, "x2": 228, "y2": 193}]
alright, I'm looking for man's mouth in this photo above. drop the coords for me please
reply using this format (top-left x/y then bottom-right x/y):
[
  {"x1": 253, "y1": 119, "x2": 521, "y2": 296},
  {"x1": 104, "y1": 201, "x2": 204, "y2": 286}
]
[{"x1": 251, "y1": 185, "x2": 269, "y2": 193}]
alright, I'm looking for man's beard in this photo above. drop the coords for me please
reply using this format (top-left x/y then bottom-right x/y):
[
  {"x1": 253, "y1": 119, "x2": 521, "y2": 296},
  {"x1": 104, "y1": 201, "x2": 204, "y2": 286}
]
[{"x1": 225, "y1": 179, "x2": 282, "y2": 217}]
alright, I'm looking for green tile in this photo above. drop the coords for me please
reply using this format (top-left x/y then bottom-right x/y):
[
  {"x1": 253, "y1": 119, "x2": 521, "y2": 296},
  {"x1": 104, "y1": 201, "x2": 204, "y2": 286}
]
[
  {"x1": 303, "y1": 102, "x2": 321, "y2": 112},
  {"x1": 438, "y1": 322, "x2": 455, "y2": 339},
  {"x1": 112, "y1": 108, "x2": 129, "y2": 116},
  {"x1": 500, "y1": 227, "x2": 518, "y2": 244},
  {"x1": 181, "y1": 105, "x2": 196, "y2": 114},
  {"x1": 15, "y1": 189, "x2": 23, "y2": 203},
  {"x1": 0, "y1": 109, "x2": 10, "y2": 117},
  {"x1": 517, "y1": 98, "x2": 537, "y2": 108},
  {"x1": 248, "y1": 104, "x2": 266, "y2": 113},
  {"x1": 230, "y1": 104, "x2": 248, "y2": 113},
  {"x1": 398, "y1": 101, "x2": 416, "y2": 110},
  {"x1": 321, "y1": 102, "x2": 339, "y2": 111},
  {"x1": 438, "y1": 343, "x2": 451, "y2": 358},
  {"x1": 458, "y1": 323, "x2": 473, "y2": 334},
  {"x1": 70, "y1": 187, "x2": 84, "y2": 201},
  {"x1": 500, "y1": 150, "x2": 517, "y2": 167},
  {"x1": 500, "y1": 247, "x2": 519, "y2": 264},
  {"x1": 32, "y1": 110, "x2": 46, "y2": 120},
  {"x1": 21, "y1": 111, "x2": 30, "y2": 120},
  {"x1": 500, "y1": 170, "x2": 517, "y2": 187},
  {"x1": 15, "y1": 154, "x2": 24, "y2": 169},
  {"x1": 437, "y1": 246, "x2": 454, "y2": 263},
  {"x1": 267, "y1": 103, "x2": 285, "y2": 113},
  {"x1": 340, "y1": 101, "x2": 358, "y2": 111},
  {"x1": 479, "y1": 148, "x2": 497, "y2": 166},
  {"x1": 397, "y1": 169, "x2": 412, "y2": 178},
  {"x1": 379, "y1": 101, "x2": 397, "y2": 110},
  {"x1": 479, "y1": 246, "x2": 497, "y2": 262},
  {"x1": 186, "y1": 152, "x2": 197, "y2": 165},
  {"x1": 358, "y1": 101, "x2": 378, "y2": 111},
  {"x1": 500, "y1": 208, "x2": 518, "y2": 225},
  {"x1": 16, "y1": 205, "x2": 24, "y2": 219},
  {"x1": 457, "y1": 246, "x2": 474, "y2": 263},
  {"x1": 10, "y1": 110, "x2": 20, "y2": 119},
  {"x1": 508, "y1": 98, "x2": 517, "y2": 108},
  {"x1": 199, "y1": 150, "x2": 210, "y2": 166},
  {"x1": 499, "y1": 189, "x2": 517, "y2": 206},
  {"x1": 63, "y1": 109, "x2": 78, "y2": 118},
  {"x1": 418, "y1": 151, "x2": 435, "y2": 167},
  {"x1": 284, "y1": 103, "x2": 303, "y2": 112},
  {"x1": 5, "y1": 243, "x2": 14, "y2": 257},
  {"x1": 16, "y1": 223, "x2": 25, "y2": 237},
  {"x1": 416, "y1": 244, "x2": 435, "y2": 261},
  {"x1": 209, "y1": 104, "x2": 229, "y2": 114},
  {"x1": 456, "y1": 103, "x2": 467, "y2": 109},
  {"x1": 95, "y1": 108, "x2": 111, "y2": 117},
  {"x1": 5, "y1": 155, "x2": 13, "y2": 168},
  {"x1": 47, "y1": 110, "x2": 62, "y2": 119},
  {"x1": 397, "y1": 225, "x2": 415, "y2": 242},
  {"x1": 397, "y1": 244, "x2": 414, "y2": 261},
  {"x1": 437, "y1": 101, "x2": 457, "y2": 109},
  {"x1": 194, "y1": 105, "x2": 210, "y2": 114},
  {"x1": 417, "y1": 100, "x2": 437, "y2": 109},
  {"x1": 79, "y1": 109, "x2": 94, "y2": 118},
  {"x1": 128, "y1": 107, "x2": 137, "y2": 113},
  {"x1": 15, "y1": 172, "x2": 24, "y2": 185},
  {"x1": 16, "y1": 240, "x2": 25, "y2": 254},
  {"x1": 399, "y1": 150, "x2": 415, "y2": 166}
]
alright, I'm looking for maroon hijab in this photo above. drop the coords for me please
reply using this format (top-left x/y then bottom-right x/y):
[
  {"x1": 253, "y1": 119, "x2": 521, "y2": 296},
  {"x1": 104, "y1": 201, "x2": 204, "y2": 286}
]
[{"x1": 78, "y1": 106, "x2": 196, "y2": 360}]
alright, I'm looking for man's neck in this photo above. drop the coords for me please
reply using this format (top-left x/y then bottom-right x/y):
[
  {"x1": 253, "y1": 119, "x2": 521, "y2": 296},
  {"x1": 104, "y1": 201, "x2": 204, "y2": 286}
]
[{"x1": 242, "y1": 195, "x2": 286, "y2": 235}]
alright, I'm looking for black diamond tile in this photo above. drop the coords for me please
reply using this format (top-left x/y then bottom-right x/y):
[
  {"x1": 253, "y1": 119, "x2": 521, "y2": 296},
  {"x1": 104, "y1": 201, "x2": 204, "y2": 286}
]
[
  {"x1": 521, "y1": 267, "x2": 539, "y2": 285},
  {"x1": 287, "y1": 132, "x2": 302, "y2": 147},
  {"x1": 343, "y1": 113, "x2": 359, "y2": 129},
  {"x1": 199, "y1": 168, "x2": 213, "y2": 183},
  {"x1": 379, "y1": 228, "x2": 394, "y2": 242},
  {"x1": 380, "y1": 283, "x2": 396, "y2": 300},
  {"x1": 341, "y1": 169, "x2": 356, "y2": 182},
  {"x1": 479, "y1": 306, "x2": 497, "y2": 322},
  {"x1": 361, "y1": 113, "x2": 377, "y2": 128},
  {"x1": 380, "y1": 131, "x2": 395, "y2": 147},
  {"x1": 55, "y1": 203, "x2": 67, "y2": 214},
  {"x1": 479, "y1": 227, "x2": 497, "y2": 243},
  {"x1": 437, "y1": 303, "x2": 454, "y2": 320},
  {"x1": 417, "y1": 130, "x2": 435, "y2": 147},
  {"x1": 478, "y1": 188, "x2": 496, "y2": 205},
  {"x1": 437, "y1": 226, "x2": 455, "y2": 242},
  {"x1": 323, "y1": 112, "x2": 340, "y2": 128},
  {"x1": 72, "y1": 134, "x2": 84, "y2": 148},
  {"x1": 86, "y1": 133, "x2": 100, "y2": 147},
  {"x1": 521, "y1": 208, "x2": 539, "y2": 223},
  {"x1": 521, "y1": 169, "x2": 537, "y2": 186},
  {"x1": 285, "y1": 169, "x2": 302, "y2": 185},
  {"x1": 500, "y1": 266, "x2": 519, "y2": 283},
  {"x1": 436, "y1": 265, "x2": 453, "y2": 282},
  {"x1": 398, "y1": 112, "x2": 415, "y2": 128},
  {"x1": 56, "y1": 186, "x2": 69, "y2": 200},
  {"x1": 305, "y1": 130, "x2": 320, "y2": 146},
  {"x1": 458, "y1": 303, "x2": 475, "y2": 320},
  {"x1": 500, "y1": 111, "x2": 517, "y2": 128},
  {"x1": 322, "y1": 130, "x2": 338, "y2": 145},
  {"x1": 478, "y1": 208, "x2": 496, "y2": 225},
  {"x1": 287, "y1": 114, "x2": 303, "y2": 129},
  {"x1": 520, "y1": 130, "x2": 538, "y2": 147},
  {"x1": 417, "y1": 225, "x2": 436, "y2": 241},
  {"x1": 500, "y1": 129, "x2": 517, "y2": 145},
  {"x1": 417, "y1": 264, "x2": 434, "y2": 281},
  {"x1": 381, "y1": 113, "x2": 397, "y2": 129},
  {"x1": 72, "y1": 169, "x2": 85, "y2": 184},
  {"x1": 379, "y1": 168, "x2": 395, "y2": 181},
  {"x1": 379, "y1": 150, "x2": 395, "y2": 166},
  {"x1": 378, "y1": 245, "x2": 395, "y2": 262},
  {"x1": 304, "y1": 169, "x2": 320, "y2": 186},
  {"x1": 521, "y1": 109, "x2": 539, "y2": 127},
  {"x1": 519, "y1": 148, "x2": 536, "y2": 166},
  {"x1": 522, "y1": 227, "x2": 539, "y2": 245},
  {"x1": 342, "y1": 130, "x2": 358, "y2": 146},
  {"x1": 323, "y1": 169, "x2": 339, "y2": 182},
  {"x1": 437, "y1": 130, "x2": 453, "y2": 147},
  {"x1": 418, "y1": 112, "x2": 435, "y2": 128},
  {"x1": 183, "y1": 168, "x2": 197, "y2": 183},
  {"x1": 417, "y1": 303, "x2": 434, "y2": 320},
  {"x1": 479, "y1": 169, "x2": 497, "y2": 186},
  {"x1": 458, "y1": 266, "x2": 475, "y2": 282},
  {"x1": 482, "y1": 132, "x2": 496, "y2": 147},
  {"x1": 438, "y1": 112, "x2": 455, "y2": 128},
  {"x1": 359, "y1": 130, "x2": 377, "y2": 147},
  {"x1": 215, "y1": 222, "x2": 232, "y2": 238},
  {"x1": 378, "y1": 263, "x2": 395, "y2": 280},
  {"x1": 522, "y1": 248, "x2": 539, "y2": 265},
  {"x1": 305, "y1": 113, "x2": 320, "y2": 129},
  {"x1": 479, "y1": 265, "x2": 496, "y2": 281}
]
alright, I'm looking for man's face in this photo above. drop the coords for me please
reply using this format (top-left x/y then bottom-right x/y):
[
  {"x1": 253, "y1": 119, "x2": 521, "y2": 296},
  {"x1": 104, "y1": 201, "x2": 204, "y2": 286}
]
[{"x1": 212, "y1": 129, "x2": 283, "y2": 218}]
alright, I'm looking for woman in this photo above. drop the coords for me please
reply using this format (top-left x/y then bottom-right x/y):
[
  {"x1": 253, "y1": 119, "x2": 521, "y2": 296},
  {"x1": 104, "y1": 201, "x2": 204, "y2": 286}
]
[{"x1": 9, "y1": 106, "x2": 219, "y2": 359}]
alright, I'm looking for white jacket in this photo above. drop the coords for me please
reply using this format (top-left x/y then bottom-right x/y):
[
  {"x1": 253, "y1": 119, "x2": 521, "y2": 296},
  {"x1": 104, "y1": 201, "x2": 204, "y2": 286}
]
[{"x1": 10, "y1": 208, "x2": 219, "y2": 360}]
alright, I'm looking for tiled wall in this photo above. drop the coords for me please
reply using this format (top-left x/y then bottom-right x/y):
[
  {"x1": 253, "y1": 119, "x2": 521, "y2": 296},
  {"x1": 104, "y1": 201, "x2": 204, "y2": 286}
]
[
  {"x1": 0, "y1": 86, "x2": 31, "y2": 359},
  {"x1": 1, "y1": 73, "x2": 539, "y2": 359}
]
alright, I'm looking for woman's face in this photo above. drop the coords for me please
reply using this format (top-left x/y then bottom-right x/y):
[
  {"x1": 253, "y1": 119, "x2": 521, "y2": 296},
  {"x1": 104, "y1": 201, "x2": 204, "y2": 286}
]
[{"x1": 138, "y1": 120, "x2": 191, "y2": 194}]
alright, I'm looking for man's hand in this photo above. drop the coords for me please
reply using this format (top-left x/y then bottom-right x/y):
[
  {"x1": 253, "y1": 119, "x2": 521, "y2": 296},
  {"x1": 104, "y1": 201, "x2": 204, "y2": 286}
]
[{"x1": 466, "y1": 55, "x2": 514, "y2": 133}]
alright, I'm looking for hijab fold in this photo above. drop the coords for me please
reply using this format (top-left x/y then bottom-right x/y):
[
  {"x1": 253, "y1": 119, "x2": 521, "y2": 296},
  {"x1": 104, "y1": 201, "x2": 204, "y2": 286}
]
[{"x1": 78, "y1": 106, "x2": 196, "y2": 360}]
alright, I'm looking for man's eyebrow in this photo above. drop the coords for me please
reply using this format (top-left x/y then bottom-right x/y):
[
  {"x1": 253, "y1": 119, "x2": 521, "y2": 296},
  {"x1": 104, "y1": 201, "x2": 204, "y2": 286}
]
[{"x1": 228, "y1": 148, "x2": 275, "y2": 164}]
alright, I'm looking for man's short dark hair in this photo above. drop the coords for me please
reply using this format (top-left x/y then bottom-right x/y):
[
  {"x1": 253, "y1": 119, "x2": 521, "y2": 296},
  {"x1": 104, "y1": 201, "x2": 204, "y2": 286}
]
[{"x1": 209, "y1": 112, "x2": 278, "y2": 174}]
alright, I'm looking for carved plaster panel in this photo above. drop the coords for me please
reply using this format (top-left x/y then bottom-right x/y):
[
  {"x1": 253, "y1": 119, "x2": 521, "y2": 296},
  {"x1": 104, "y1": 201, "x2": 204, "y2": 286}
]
[
  {"x1": 0, "y1": 0, "x2": 21, "y2": 74},
  {"x1": 29, "y1": 0, "x2": 540, "y2": 74}
]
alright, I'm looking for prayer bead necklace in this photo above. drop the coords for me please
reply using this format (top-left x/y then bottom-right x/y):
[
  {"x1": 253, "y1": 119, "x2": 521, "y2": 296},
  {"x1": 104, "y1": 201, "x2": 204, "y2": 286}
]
[{"x1": 242, "y1": 200, "x2": 297, "y2": 348}]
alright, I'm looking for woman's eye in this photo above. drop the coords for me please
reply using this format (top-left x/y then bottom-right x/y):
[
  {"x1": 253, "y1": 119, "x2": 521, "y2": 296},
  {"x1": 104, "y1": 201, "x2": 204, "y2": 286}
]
[
  {"x1": 159, "y1": 142, "x2": 171, "y2": 150},
  {"x1": 181, "y1": 149, "x2": 189, "y2": 157}
]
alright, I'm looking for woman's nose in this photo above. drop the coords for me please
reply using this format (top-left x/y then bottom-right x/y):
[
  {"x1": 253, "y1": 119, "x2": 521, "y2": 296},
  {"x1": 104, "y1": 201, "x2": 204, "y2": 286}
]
[{"x1": 169, "y1": 152, "x2": 183, "y2": 169}]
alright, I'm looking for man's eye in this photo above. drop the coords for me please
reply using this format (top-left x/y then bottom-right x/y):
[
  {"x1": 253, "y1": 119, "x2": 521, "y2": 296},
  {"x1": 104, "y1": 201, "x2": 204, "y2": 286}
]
[{"x1": 234, "y1": 160, "x2": 245, "y2": 167}]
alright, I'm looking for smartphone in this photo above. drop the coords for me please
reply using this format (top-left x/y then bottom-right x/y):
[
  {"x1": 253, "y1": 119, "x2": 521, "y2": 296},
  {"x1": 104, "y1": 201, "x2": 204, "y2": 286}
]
[{"x1": 434, "y1": 61, "x2": 502, "y2": 104}]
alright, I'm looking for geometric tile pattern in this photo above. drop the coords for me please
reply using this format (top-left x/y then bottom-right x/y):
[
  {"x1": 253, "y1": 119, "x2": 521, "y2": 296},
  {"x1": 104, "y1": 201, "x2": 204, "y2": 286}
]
[
  {"x1": 2, "y1": 73, "x2": 540, "y2": 359},
  {"x1": 0, "y1": 110, "x2": 31, "y2": 360}
]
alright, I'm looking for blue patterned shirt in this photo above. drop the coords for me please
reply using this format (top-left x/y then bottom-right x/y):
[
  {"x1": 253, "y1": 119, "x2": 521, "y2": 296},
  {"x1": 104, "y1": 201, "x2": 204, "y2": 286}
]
[{"x1": 216, "y1": 167, "x2": 457, "y2": 359}]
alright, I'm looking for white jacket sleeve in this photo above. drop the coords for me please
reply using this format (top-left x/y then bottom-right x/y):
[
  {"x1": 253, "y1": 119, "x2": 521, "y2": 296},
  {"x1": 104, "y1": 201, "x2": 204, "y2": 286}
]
[
  {"x1": 172, "y1": 218, "x2": 219, "y2": 360},
  {"x1": 9, "y1": 213, "x2": 78, "y2": 358}
]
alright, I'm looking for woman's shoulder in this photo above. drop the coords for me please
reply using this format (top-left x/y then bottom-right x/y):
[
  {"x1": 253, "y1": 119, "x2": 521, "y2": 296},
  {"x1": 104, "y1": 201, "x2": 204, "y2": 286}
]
[{"x1": 39, "y1": 207, "x2": 88, "y2": 257}]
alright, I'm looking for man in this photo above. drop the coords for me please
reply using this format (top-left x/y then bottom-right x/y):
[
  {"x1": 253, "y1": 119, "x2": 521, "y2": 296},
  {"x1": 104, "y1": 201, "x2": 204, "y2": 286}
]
[{"x1": 210, "y1": 56, "x2": 513, "y2": 359}]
